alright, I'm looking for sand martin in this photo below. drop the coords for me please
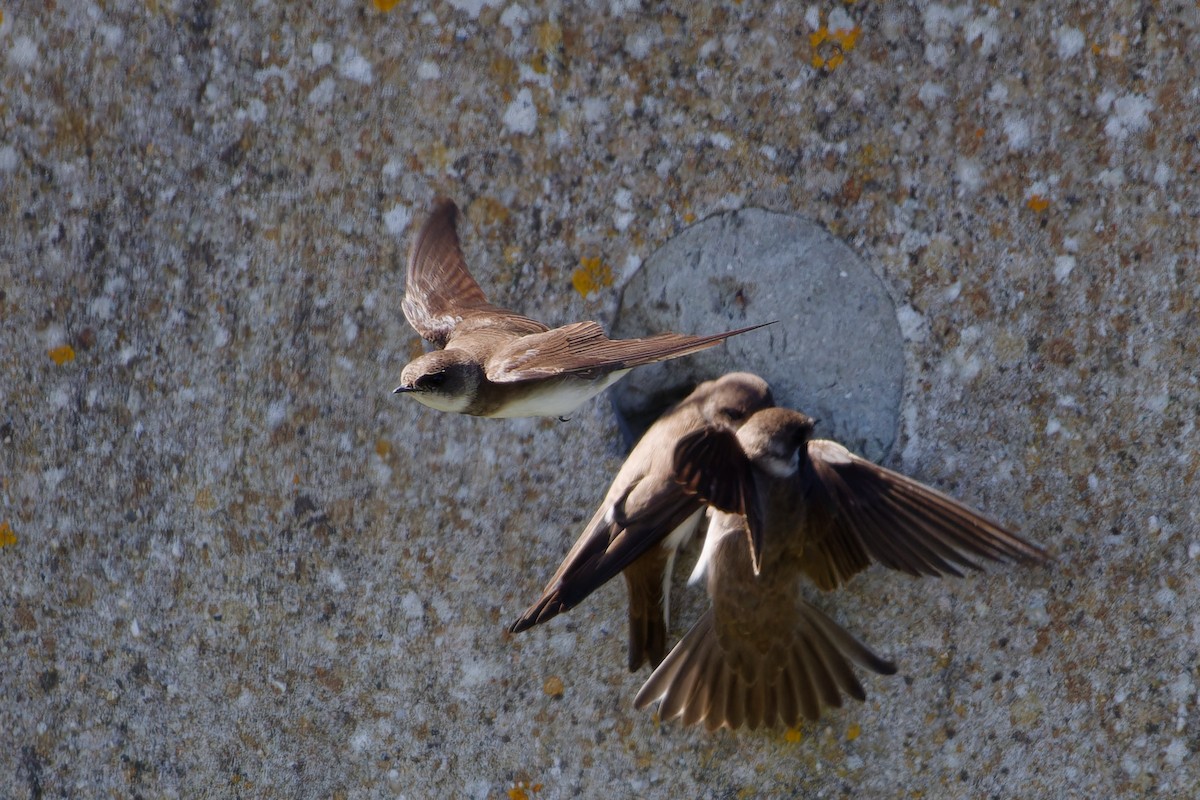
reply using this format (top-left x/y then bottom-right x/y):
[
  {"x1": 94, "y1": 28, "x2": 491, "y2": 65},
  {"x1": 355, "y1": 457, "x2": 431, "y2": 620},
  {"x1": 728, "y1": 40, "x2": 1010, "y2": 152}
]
[
  {"x1": 394, "y1": 199, "x2": 770, "y2": 418},
  {"x1": 509, "y1": 373, "x2": 775, "y2": 670},
  {"x1": 635, "y1": 407, "x2": 1050, "y2": 730}
]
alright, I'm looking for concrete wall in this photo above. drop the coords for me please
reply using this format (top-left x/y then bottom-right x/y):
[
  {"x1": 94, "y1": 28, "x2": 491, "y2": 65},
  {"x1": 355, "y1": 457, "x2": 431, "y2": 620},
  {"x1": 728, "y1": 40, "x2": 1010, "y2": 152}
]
[{"x1": 2, "y1": 3, "x2": 1196, "y2": 797}]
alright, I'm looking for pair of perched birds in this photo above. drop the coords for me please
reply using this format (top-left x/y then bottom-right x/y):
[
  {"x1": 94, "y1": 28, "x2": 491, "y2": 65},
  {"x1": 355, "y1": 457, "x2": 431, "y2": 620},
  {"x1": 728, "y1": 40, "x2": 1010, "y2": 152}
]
[{"x1": 395, "y1": 199, "x2": 1050, "y2": 731}]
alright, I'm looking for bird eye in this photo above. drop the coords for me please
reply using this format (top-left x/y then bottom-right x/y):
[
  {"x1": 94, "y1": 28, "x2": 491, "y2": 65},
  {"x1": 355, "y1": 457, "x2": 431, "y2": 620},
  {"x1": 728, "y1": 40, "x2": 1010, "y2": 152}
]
[
  {"x1": 420, "y1": 372, "x2": 446, "y2": 388},
  {"x1": 723, "y1": 407, "x2": 745, "y2": 422}
]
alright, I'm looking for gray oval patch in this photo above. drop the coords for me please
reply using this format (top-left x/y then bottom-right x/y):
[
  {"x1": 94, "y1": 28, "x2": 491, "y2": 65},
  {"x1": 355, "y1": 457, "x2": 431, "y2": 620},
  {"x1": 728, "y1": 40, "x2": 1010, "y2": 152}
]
[{"x1": 611, "y1": 208, "x2": 903, "y2": 462}]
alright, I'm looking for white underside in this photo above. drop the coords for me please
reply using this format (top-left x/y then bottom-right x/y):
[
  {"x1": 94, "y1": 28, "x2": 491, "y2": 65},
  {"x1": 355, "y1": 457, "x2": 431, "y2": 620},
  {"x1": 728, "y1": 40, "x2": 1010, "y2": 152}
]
[
  {"x1": 689, "y1": 509, "x2": 733, "y2": 585},
  {"x1": 661, "y1": 510, "x2": 703, "y2": 627},
  {"x1": 486, "y1": 369, "x2": 631, "y2": 418},
  {"x1": 411, "y1": 392, "x2": 473, "y2": 414}
]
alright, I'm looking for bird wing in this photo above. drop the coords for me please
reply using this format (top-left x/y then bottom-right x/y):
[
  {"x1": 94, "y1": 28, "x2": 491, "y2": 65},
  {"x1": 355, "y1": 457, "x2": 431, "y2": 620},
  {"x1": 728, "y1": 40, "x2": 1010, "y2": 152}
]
[
  {"x1": 402, "y1": 198, "x2": 547, "y2": 347},
  {"x1": 485, "y1": 321, "x2": 773, "y2": 383},
  {"x1": 798, "y1": 439, "x2": 1051, "y2": 588},
  {"x1": 508, "y1": 476, "x2": 703, "y2": 633},
  {"x1": 671, "y1": 425, "x2": 765, "y2": 572}
]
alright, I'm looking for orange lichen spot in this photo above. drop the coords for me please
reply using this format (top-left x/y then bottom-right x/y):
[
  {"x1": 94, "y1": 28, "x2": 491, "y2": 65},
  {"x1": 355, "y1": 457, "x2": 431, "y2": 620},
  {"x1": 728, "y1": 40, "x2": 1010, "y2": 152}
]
[
  {"x1": 1027, "y1": 194, "x2": 1051, "y2": 213},
  {"x1": 571, "y1": 256, "x2": 613, "y2": 298},
  {"x1": 0, "y1": 521, "x2": 16, "y2": 548},
  {"x1": 292, "y1": 473, "x2": 301, "y2": 485},
  {"x1": 372, "y1": 0, "x2": 402, "y2": 10},
  {"x1": 847, "y1": 722, "x2": 861, "y2": 741},
  {"x1": 536, "y1": 20, "x2": 562, "y2": 54},
  {"x1": 810, "y1": 12, "x2": 860, "y2": 71},
  {"x1": 542, "y1": 675, "x2": 564, "y2": 697},
  {"x1": 375, "y1": 438, "x2": 392, "y2": 458},
  {"x1": 48, "y1": 344, "x2": 75, "y2": 365},
  {"x1": 682, "y1": 211, "x2": 696, "y2": 224},
  {"x1": 784, "y1": 727, "x2": 804, "y2": 743},
  {"x1": 507, "y1": 781, "x2": 543, "y2": 800},
  {"x1": 836, "y1": 27, "x2": 861, "y2": 49}
]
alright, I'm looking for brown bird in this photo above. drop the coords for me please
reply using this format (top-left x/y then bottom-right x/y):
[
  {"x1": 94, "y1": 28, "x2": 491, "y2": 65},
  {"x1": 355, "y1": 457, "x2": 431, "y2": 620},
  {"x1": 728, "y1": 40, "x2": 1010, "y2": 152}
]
[
  {"x1": 634, "y1": 406, "x2": 1051, "y2": 730},
  {"x1": 394, "y1": 199, "x2": 771, "y2": 418},
  {"x1": 509, "y1": 372, "x2": 775, "y2": 671}
]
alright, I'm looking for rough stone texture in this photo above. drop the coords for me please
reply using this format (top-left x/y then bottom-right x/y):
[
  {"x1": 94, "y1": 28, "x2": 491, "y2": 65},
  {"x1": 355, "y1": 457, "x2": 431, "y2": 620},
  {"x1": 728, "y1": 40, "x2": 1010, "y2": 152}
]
[
  {"x1": 611, "y1": 208, "x2": 903, "y2": 461},
  {"x1": 1, "y1": 3, "x2": 1197, "y2": 799}
]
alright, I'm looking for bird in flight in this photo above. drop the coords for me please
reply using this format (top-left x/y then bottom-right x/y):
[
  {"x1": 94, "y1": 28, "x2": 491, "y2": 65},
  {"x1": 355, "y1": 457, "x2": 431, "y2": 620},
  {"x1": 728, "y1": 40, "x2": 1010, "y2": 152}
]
[
  {"x1": 634, "y1": 405, "x2": 1051, "y2": 730},
  {"x1": 394, "y1": 198, "x2": 770, "y2": 418},
  {"x1": 509, "y1": 372, "x2": 775, "y2": 671}
]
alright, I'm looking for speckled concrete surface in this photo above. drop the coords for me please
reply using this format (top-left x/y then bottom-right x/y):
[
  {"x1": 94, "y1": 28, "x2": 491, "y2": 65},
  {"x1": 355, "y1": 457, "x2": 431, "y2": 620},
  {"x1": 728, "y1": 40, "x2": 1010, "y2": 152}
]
[{"x1": 2, "y1": 3, "x2": 1197, "y2": 798}]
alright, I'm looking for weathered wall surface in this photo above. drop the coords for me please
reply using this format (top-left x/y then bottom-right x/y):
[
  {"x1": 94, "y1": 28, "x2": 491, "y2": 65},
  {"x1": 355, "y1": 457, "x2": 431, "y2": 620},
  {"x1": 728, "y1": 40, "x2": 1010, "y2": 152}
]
[{"x1": 2, "y1": 3, "x2": 1197, "y2": 798}]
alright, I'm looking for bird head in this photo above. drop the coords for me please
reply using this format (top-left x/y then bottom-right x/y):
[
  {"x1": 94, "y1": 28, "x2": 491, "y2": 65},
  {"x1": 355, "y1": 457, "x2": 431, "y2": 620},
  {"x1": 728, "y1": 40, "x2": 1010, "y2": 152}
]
[{"x1": 394, "y1": 350, "x2": 481, "y2": 413}]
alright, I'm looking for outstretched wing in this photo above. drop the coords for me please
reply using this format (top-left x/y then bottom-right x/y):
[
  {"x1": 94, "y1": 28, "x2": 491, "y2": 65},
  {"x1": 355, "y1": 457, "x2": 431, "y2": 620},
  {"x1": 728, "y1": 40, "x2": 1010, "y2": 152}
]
[
  {"x1": 509, "y1": 480, "x2": 702, "y2": 633},
  {"x1": 485, "y1": 321, "x2": 773, "y2": 383},
  {"x1": 797, "y1": 439, "x2": 1051, "y2": 589},
  {"x1": 402, "y1": 198, "x2": 546, "y2": 347}
]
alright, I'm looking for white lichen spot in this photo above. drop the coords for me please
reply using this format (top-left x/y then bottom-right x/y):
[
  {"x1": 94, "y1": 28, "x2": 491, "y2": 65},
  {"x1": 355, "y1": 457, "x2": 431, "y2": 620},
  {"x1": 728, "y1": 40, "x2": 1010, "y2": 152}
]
[
  {"x1": 266, "y1": 401, "x2": 288, "y2": 430},
  {"x1": 338, "y1": 47, "x2": 374, "y2": 84},
  {"x1": 446, "y1": 0, "x2": 499, "y2": 18},
  {"x1": 1045, "y1": 417, "x2": 1063, "y2": 436},
  {"x1": 7, "y1": 36, "x2": 38, "y2": 69},
  {"x1": 43, "y1": 467, "x2": 67, "y2": 491},
  {"x1": 1165, "y1": 739, "x2": 1188, "y2": 768},
  {"x1": 326, "y1": 569, "x2": 347, "y2": 593},
  {"x1": 51, "y1": 387, "x2": 70, "y2": 410},
  {"x1": 924, "y1": 42, "x2": 950, "y2": 70},
  {"x1": 417, "y1": 61, "x2": 441, "y2": 80},
  {"x1": 709, "y1": 131, "x2": 733, "y2": 150},
  {"x1": 1003, "y1": 116, "x2": 1031, "y2": 152},
  {"x1": 922, "y1": 4, "x2": 968, "y2": 39},
  {"x1": 1143, "y1": 391, "x2": 1169, "y2": 414},
  {"x1": 1055, "y1": 26, "x2": 1085, "y2": 59},
  {"x1": 401, "y1": 591, "x2": 424, "y2": 619},
  {"x1": 1098, "y1": 167, "x2": 1124, "y2": 189},
  {"x1": 503, "y1": 88, "x2": 537, "y2": 135},
  {"x1": 1025, "y1": 591, "x2": 1050, "y2": 625},
  {"x1": 100, "y1": 25, "x2": 124, "y2": 49},
  {"x1": 620, "y1": 252, "x2": 643, "y2": 284},
  {"x1": 342, "y1": 314, "x2": 359, "y2": 344},
  {"x1": 827, "y1": 7, "x2": 855, "y2": 32},
  {"x1": 1054, "y1": 255, "x2": 1076, "y2": 283},
  {"x1": 383, "y1": 204, "x2": 413, "y2": 237},
  {"x1": 131, "y1": 618, "x2": 141, "y2": 637},
  {"x1": 956, "y1": 157, "x2": 983, "y2": 193},
  {"x1": 965, "y1": 14, "x2": 1000, "y2": 54},
  {"x1": 312, "y1": 41, "x2": 333, "y2": 67},
  {"x1": 348, "y1": 724, "x2": 374, "y2": 753},
  {"x1": 212, "y1": 323, "x2": 230, "y2": 348},
  {"x1": 1104, "y1": 93, "x2": 1153, "y2": 140},
  {"x1": 1153, "y1": 162, "x2": 1173, "y2": 187},
  {"x1": 917, "y1": 82, "x2": 946, "y2": 108},
  {"x1": 381, "y1": 158, "x2": 404, "y2": 181},
  {"x1": 896, "y1": 304, "x2": 927, "y2": 343},
  {"x1": 582, "y1": 96, "x2": 609, "y2": 126},
  {"x1": 0, "y1": 145, "x2": 18, "y2": 173},
  {"x1": 500, "y1": 4, "x2": 529, "y2": 36},
  {"x1": 307, "y1": 77, "x2": 336, "y2": 106}
]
